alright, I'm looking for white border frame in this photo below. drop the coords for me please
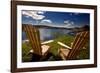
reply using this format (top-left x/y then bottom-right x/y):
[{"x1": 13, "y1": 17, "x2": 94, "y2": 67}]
[{"x1": 17, "y1": 5, "x2": 94, "y2": 68}]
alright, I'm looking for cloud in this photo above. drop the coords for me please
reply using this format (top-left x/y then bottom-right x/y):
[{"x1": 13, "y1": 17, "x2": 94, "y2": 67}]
[
  {"x1": 64, "y1": 20, "x2": 74, "y2": 25},
  {"x1": 70, "y1": 21, "x2": 74, "y2": 25},
  {"x1": 64, "y1": 20, "x2": 70, "y2": 24},
  {"x1": 37, "y1": 11, "x2": 45, "y2": 14},
  {"x1": 22, "y1": 11, "x2": 45, "y2": 20},
  {"x1": 64, "y1": 20, "x2": 76, "y2": 28},
  {"x1": 40, "y1": 19, "x2": 52, "y2": 24}
]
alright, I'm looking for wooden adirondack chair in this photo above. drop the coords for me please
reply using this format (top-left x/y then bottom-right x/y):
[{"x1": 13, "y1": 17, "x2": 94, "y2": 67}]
[
  {"x1": 22, "y1": 24, "x2": 50, "y2": 60},
  {"x1": 58, "y1": 31, "x2": 89, "y2": 60}
]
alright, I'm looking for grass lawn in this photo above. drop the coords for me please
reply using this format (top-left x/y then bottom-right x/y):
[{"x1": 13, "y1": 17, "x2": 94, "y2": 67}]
[
  {"x1": 46, "y1": 35, "x2": 74, "y2": 56},
  {"x1": 22, "y1": 34, "x2": 89, "y2": 62}
]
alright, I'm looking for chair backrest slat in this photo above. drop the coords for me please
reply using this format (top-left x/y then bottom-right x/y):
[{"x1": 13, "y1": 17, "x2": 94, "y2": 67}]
[
  {"x1": 67, "y1": 31, "x2": 89, "y2": 59},
  {"x1": 22, "y1": 24, "x2": 42, "y2": 55}
]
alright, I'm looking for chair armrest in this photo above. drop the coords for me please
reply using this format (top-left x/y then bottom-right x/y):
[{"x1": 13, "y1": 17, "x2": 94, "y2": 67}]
[
  {"x1": 57, "y1": 41, "x2": 72, "y2": 49},
  {"x1": 41, "y1": 40, "x2": 54, "y2": 45}
]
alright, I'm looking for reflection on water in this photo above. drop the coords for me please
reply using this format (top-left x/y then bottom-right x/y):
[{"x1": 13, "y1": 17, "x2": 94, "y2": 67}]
[
  {"x1": 39, "y1": 28, "x2": 75, "y2": 42},
  {"x1": 22, "y1": 28, "x2": 76, "y2": 41}
]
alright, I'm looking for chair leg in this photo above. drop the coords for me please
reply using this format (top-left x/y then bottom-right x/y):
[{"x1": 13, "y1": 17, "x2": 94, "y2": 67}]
[{"x1": 31, "y1": 53, "x2": 41, "y2": 62}]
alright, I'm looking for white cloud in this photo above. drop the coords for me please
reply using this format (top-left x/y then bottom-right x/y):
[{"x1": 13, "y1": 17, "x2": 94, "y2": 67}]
[
  {"x1": 37, "y1": 11, "x2": 45, "y2": 14},
  {"x1": 64, "y1": 20, "x2": 70, "y2": 24},
  {"x1": 40, "y1": 19, "x2": 52, "y2": 24},
  {"x1": 70, "y1": 21, "x2": 74, "y2": 25},
  {"x1": 22, "y1": 11, "x2": 45, "y2": 20},
  {"x1": 63, "y1": 20, "x2": 76, "y2": 28},
  {"x1": 64, "y1": 20, "x2": 74, "y2": 25}
]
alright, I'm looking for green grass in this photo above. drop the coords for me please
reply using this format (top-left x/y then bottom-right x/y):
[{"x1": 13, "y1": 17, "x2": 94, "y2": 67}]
[
  {"x1": 46, "y1": 35, "x2": 74, "y2": 56},
  {"x1": 78, "y1": 42, "x2": 90, "y2": 59},
  {"x1": 22, "y1": 43, "x2": 32, "y2": 62},
  {"x1": 22, "y1": 34, "x2": 89, "y2": 62}
]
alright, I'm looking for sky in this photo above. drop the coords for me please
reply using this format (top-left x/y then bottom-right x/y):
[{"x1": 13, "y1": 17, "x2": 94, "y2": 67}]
[
  {"x1": 22, "y1": 10, "x2": 90, "y2": 41},
  {"x1": 22, "y1": 10, "x2": 90, "y2": 28}
]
